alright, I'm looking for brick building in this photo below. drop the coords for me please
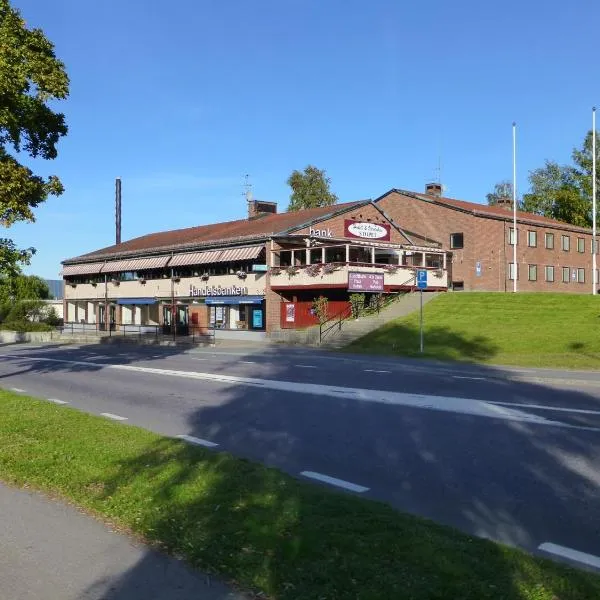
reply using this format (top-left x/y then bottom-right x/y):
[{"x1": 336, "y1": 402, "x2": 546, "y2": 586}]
[
  {"x1": 62, "y1": 198, "x2": 448, "y2": 340},
  {"x1": 375, "y1": 185, "x2": 599, "y2": 293}
]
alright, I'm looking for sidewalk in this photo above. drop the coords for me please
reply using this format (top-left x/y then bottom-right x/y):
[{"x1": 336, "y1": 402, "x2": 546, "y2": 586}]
[{"x1": 0, "y1": 483, "x2": 247, "y2": 600}]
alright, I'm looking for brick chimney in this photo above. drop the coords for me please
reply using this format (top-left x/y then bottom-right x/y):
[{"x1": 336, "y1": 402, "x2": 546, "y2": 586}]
[
  {"x1": 425, "y1": 182, "x2": 442, "y2": 197},
  {"x1": 248, "y1": 199, "x2": 277, "y2": 220},
  {"x1": 495, "y1": 196, "x2": 514, "y2": 211}
]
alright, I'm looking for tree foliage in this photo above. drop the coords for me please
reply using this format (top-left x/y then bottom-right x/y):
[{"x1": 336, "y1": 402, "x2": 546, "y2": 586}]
[
  {"x1": 0, "y1": 0, "x2": 69, "y2": 274},
  {"x1": 287, "y1": 165, "x2": 338, "y2": 211},
  {"x1": 521, "y1": 131, "x2": 600, "y2": 227},
  {"x1": 486, "y1": 180, "x2": 514, "y2": 206}
]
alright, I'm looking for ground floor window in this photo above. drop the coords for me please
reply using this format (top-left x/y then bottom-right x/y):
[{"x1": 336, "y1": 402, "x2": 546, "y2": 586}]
[
  {"x1": 545, "y1": 266, "x2": 554, "y2": 282},
  {"x1": 577, "y1": 268, "x2": 586, "y2": 283},
  {"x1": 528, "y1": 264, "x2": 537, "y2": 281},
  {"x1": 562, "y1": 267, "x2": 570, "y2": 283},
  {"x1": 208, "y1": 301, "x2": 265, "y2": 330}
]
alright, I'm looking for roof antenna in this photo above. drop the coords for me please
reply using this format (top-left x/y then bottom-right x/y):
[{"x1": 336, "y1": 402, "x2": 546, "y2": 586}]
[{"x1": 243, "y1": 174, "x2": 253, "y2": 203}]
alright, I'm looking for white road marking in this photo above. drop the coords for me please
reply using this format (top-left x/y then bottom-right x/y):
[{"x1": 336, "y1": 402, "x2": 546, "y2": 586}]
[
  {"x1": 538, "y1": 543, "x2": 600, "y2": 569},
  {"x1": 3, "y1": 354, "x2": 598, "y2": 431},
  {"x1": 176, "y1": 434, "x2": 218, "y2": 448},
  {"x1": 295, "y1": 364, "x2": 317, "y2": 368},
  {"x1": 364, "y1": 369, "x2": 391, "y2": 373},
  {"x1": 301, "y1": 471, "x2": 369, "y2": 493},
  {"x1": 48, "y1": 398, "x2": 68, "y2": 405},
  {"x1": 100, "y1": 413, "x2": 128, "y2": 421},
  {"x1": 9, "y1": 387, "x2": 25, "y2": 393},
  {"x1": 241, "y1": 361, "x2": 256, "y2": 364},
  {"x1": 489, "y1": 400, "x2": 600, "y2": 416},
  {"x1": 452, "y1": 376, "x2": 486, "y2": 381}
]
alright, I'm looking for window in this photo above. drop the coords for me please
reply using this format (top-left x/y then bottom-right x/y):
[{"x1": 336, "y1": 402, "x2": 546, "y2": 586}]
[
  {"x1": 528, "y1": 264, "x2": 537, "y2": 281},
  {"x1": 452, "y1": 281, "x2": 464, "y2": 291},
  {"x1": 278, "y1": 251, "x2": 292, "y2": 267},
  {"x1": 425, "y1": 254, "x2": 443, "y2": 268},
  {"x1": 349, "y1": 246, "x2": 372, "y2": 264},
  {"x1": 325, "y1": 246, "x2": 346, "y2": 263},
  {"x1": 578, "y1": 238, "x2": 585, "y2": 253},
  {"x1": 596, "y1": 269, "x2": 599, "y2": 285},
  {"x1": 545, "y1": 266, "x2": 554, "y2": 282},
  {"x1": 578, "y1": 268, "x2": 586, "y2": 283},
  {"x1": 309, "y1": 247, "x2": 324, "y2": 264},
  {"x1": 508, "y1": 262, "x2": 518, "y2": 280},
  {"x1": 528, "y1": 231, "x2": 537, "y2": 247},
  {"x1": 561, "y1": 235, "x2": 570, "y2": 251},
  {"x1": 592, "y1": 240, "x2": 599, "y2": 255},
  {"x1": 545, "y1": 232, "x2": 554, "y2": 249},
  {"x1": 509, "y1": 228, "x2": 518, "y2": 245},
  {"x1": 450, "y1": 233, "x2": 464, "y2": 249},
  {"x1": 562, "y1": 266, "x2": 570, "y2": 283}
]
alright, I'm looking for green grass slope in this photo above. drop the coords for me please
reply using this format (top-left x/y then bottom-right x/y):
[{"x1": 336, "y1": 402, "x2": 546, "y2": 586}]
[{"x1": 347, "y1": 292, "x2": 600, "y2": 369}]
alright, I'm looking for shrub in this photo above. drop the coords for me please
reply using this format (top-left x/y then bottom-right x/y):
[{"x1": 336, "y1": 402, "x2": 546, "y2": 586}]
[
  {"x1": 349, "y1": 293, "x2": 365, "y2": 319},
  {"x1": 0, "y1": 321, "x2": 53, "y2": 332}
]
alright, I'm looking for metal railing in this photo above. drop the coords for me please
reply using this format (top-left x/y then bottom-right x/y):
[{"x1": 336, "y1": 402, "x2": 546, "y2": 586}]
[
  {"x1": 318, "y1": 278, "x2": 416, "y2": 344},
  {"x1": 58, "y1": 322, "x2": 215, "y2": 345}
]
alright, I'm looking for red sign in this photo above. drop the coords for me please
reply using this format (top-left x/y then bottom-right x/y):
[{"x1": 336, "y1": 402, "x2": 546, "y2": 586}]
[
  {"x1": 344, "y1": 220, "x2": 391, "y2": 241},
  {"x1": 348, "y1": 271, "x2": 385, "y2": 292}
]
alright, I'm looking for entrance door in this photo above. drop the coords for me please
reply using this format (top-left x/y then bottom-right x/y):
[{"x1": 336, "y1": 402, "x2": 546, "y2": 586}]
[
  {"x1": 99, "y1": 304, "x2": 106, "y2": 331},
  {"x1": 162, "y1": 304, "x2": 189, "y2": 335}
]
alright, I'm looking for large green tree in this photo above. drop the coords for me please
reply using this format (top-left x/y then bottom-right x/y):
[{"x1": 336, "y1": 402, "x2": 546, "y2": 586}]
[
  {"x1": 521, "y1": 131, "x2": 600, "y2": 227},
  {"x1": 0, "y1": 0, "x2": 69, "y2": 274},
  {"x1": 287, "y1": 165, "x2": 338, "y2": 211}
]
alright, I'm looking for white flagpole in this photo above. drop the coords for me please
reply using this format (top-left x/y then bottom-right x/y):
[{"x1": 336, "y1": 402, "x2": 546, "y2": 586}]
[
  {"x1": 513, "y1": 122, "x2": 517, "y2": 292},
  {"x1": 593, "y1": 107, "x2": 597, "y2": 295}
]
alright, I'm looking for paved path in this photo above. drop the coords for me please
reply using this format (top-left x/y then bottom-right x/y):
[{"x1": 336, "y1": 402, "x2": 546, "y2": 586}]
[
  {"x1": 0, "y1": 482, "x2": 245, "y2": 600},
  {"x1": 0, "y1": 343, "x2": 599, "y2": 571}
]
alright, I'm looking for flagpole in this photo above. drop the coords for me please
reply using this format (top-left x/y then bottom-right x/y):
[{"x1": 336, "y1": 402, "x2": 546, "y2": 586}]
[
  {"x1": 593, "y1": 107, "x2": 597, "y2": 295},
  {"x1": 513, "y1": 122, "x2": 517, "y2": 292}
]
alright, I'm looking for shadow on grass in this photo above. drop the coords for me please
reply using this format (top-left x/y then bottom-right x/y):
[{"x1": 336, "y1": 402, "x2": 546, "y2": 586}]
[
  {"x1": 2, "y1": 342, "x2": 600, "y2": 598},
  {"x1": 347, "y1": 323, "x2": 499, "y2": 362},
  {"x1": 78, "y1": 435, "x2": 599, "y2": 600}
]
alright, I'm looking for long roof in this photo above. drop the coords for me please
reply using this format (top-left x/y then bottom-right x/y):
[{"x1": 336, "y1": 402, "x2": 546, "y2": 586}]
[
  {"x1": 64, "y1": 201, "x2": 369, "y2": 264},
  {"x1": 384, "y1": 189, "x2": 591, "y2": 233}
]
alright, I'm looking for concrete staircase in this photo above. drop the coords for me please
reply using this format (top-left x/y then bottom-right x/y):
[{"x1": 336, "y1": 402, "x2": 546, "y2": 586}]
[{"x1": 319, "y1": 292, "x2": 439, "y2": 349}]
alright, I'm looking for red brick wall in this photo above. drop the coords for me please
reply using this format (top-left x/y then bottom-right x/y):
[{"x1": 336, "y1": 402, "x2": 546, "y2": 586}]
[{"x1": 377, "y1": 191, "x2": 597, "y2": 293}]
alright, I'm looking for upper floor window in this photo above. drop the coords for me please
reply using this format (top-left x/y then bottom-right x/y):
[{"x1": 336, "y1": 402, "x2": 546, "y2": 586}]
[
  {"x1": 577, "y1": 237, "x2": 585, "y2": 253},
  {"x1": 592, "y1": 239, "x2": 599, "y2": 255},
  {"x1": 527, "y1": 231, "x2": 537, "y2": 247},
  {"x1": 450, "y1": 233, "x2": 464, "y2": 249},
  {"x1": 545, "y1": 232, "x2": 554, "y2": 249},
  {"x1": 509, "y1": 228, "x2": 518, "y2": 246},
  {"x1": 561, "y1": 235, "x2": 570, "y2": 251}
]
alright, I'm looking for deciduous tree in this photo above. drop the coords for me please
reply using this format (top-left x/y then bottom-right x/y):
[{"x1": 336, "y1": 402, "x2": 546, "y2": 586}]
[
  {"x1": 287, "y1": 165, "x2": 338, "y2": 211},
  {"x1": 0, "y1": 0, "x2": 69, "y2": 274}
]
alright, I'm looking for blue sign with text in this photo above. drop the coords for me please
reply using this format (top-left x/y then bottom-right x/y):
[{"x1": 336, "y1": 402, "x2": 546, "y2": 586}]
[{"x1": 417, "y1": 269, "x2": 428, "y2": 289}]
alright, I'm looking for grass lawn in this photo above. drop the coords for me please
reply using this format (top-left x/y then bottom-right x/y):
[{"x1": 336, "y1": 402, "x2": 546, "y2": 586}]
[
  {"x1": 1, "y1": 389, "x2": 600, "y2": 599},
  {"x1": 346, "y1": 292, "x2": 600, "y2": 369}
]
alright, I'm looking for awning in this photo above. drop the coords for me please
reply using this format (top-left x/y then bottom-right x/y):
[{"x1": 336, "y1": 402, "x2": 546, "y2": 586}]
[
  {"x1": 62, "y1": 262, "x2": 104, "y2": 276},
  {"x1": 116, "y1": 298, "x2": 157, "y2": 305},
  {"x1": 169, "y1": 250, "x2": 222, "y2": 268},
  {"x1": 170, "y1": 245, "x2": 264, "y2": 267},
  {"x1": 218, "y1": 246, "x2": 263, "y2": 262},
  {"x1": 102, "y1": 256, "x2": 170, "y2": 273},
  {"x1": 205, "y1": 295, "x2": 264, "y2": 305}
]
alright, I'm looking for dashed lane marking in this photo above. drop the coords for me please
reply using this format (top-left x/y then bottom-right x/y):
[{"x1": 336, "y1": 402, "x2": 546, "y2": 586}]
[
  {"x1": 538, "y1": 542, "x2": 600, "y2": 569},
  {"x1": 301, "y1": 471, "x2": 369, "y2": 493},
  {"x1": 100, "y1": 413, "x2": 128, "y2": 421},
  {"x1": 176, "y1": 434, "x2": 218, "y2": 448}
]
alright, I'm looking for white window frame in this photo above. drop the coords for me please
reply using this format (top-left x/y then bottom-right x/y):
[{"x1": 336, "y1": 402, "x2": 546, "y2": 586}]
[
  {"x1": 545, "y1": 265, "x2": 554, "y2": 282},
  {"x1": 527, "y1": 231, "x2": 537, "y2": 247},
  {"x1": 562, "y1": 266, "x2": 570, "y2": 283},
  {"x1": 578, "y1": 268, "x2": 585, "y2": 283},
  {"x1": 508, "y1": 262, "x2": 518, "y2": 280},
  {"x1": 545, "y1": 232, "x2": 554, "y2": 249},
  {"x1": 509, "y1": 228, "x2": 518, "y2": 246},
  {"x1": 562, "y1": 235, "x2": 570, "y2": 251},
  {"x1": 528, "y1": 264, "x2": 537, "y2": 281},
  {"x1": 577, "y1": 237, "x2": 585, "y2": 253},
  {"x1": 450, "y1": 232, "x2": 464, "y2": 249}
]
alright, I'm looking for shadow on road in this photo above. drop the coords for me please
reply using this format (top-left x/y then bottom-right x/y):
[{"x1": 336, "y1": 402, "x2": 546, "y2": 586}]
[{"x1": 1, "y1": 341, "x2": 600, "y2": 598}]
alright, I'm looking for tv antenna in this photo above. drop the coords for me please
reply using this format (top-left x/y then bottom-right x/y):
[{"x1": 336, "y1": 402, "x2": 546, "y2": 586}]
[{"x1": 243, "y1": 174, "x2": 253, "y2": 202}]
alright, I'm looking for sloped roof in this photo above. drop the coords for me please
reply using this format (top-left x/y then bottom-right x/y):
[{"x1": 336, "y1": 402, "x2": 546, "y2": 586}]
[
  {"x1": 382, "y1": 189, "x2": 591, "y2": 233},
  {"x1": 64, "y1": 201, "x2": 369, "y2": 264}
]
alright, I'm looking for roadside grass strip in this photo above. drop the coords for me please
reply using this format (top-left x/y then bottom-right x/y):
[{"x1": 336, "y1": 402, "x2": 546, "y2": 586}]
[{"x1": 1, "y1": 389, "x2": 599, "y2": 600}]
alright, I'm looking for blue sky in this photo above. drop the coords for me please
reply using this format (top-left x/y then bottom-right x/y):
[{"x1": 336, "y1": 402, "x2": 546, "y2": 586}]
[{"x1": 9, "y1": 0, "x2": 600, "y2": 277}]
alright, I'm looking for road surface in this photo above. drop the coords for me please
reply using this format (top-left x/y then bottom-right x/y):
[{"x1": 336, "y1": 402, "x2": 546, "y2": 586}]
[{"x1": 0, "y1": 342, "x2": 599, "y2": 572}]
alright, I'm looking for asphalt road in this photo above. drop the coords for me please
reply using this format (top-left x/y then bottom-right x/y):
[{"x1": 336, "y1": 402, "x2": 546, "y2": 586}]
[
  {"x1": 0, "y1": 482, "x2": 245, "y2": 600},
  {"x1": 1, "y1": 342, "x2": 599, "y2": 572}
]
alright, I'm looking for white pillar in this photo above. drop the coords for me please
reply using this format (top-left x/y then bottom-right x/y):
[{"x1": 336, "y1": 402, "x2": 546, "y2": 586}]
[
  {"x1": 346, "y1": 244, "x2": 350, "y2": 263},
  {"x1": 371, "y1": 247, "x2": 375, "y2": 264}
]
